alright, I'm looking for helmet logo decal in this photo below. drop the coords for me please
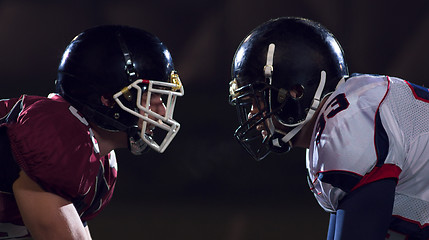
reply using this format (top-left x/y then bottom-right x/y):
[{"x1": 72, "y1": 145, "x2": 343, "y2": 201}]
[{"x1": 170, "y1": 71, "x2": 182, "y2": 91}]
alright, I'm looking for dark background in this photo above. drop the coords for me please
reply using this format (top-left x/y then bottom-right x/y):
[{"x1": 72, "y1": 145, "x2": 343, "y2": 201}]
[{"x1": 1, "y1": 0, "x2": 429, "y2": 239}]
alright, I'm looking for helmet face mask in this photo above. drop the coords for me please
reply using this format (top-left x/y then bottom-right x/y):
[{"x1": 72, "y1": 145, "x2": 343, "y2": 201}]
[
  {"x1": 230, "y1": 17, "x2": 349, "y2": 161},
  {"x1": 231, "y1": 86, "x2": 279, "y2": 160},
  {"x1": 113, "y1": 71, "x2": 184, "y2": 153},
  {"x1": 230, "y1": 77, "x2": 297, "y2": 160},
  {"x1": 56, "y1": 25, "x2": 184, "y2": 154}
]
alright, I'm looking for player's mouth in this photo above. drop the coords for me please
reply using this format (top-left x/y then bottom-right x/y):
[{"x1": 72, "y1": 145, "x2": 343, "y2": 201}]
[
  {"x1": 256, "y1": 123, "x2": 269, "y2": 139},
  {"x1": 145, "y1": 124, "x2": 155, "y2": 136},
  {"x1": 248, "y1": 110, "x2": 270, "y2": 140}
]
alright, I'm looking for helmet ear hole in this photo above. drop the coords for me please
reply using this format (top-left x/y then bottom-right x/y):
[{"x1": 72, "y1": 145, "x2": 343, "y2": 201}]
[
  {"x1": 289, "y1": 84, "x2": 304, "y2": 100},
  {"x1": 101, "y1": 95, "x2": 115, "y2": 108}
]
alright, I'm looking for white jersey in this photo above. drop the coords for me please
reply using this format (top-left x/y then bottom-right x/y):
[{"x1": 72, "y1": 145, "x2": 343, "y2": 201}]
[{"x1": 307, "y1": 74, "x2": 429, "y2": 234}]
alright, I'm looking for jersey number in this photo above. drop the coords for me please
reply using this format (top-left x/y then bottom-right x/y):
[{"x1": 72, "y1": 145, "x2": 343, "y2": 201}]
[{"x1": 315, "y1": 93, "x2": 350, "y2": 144}]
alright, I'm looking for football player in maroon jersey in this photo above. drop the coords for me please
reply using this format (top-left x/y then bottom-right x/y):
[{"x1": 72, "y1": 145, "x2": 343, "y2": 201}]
[{"x1": 0, "y1": 25, "x2": 184, "y2": 239}]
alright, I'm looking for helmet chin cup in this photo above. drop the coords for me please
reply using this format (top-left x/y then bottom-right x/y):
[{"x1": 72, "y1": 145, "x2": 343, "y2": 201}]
[
  {"x1": 114, "y1": 77, "x2": 184, "y2": 153},
  {"x1": 128, "y1": 134, "x2": 150, "y2": 155}
]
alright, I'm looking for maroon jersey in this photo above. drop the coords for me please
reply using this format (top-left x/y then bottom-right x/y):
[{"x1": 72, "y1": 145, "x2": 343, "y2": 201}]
[{"x1": 0, "y1": 94, "x2": 118, "y2": 223}]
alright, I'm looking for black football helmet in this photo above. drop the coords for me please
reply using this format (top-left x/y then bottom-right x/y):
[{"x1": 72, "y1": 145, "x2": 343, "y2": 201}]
[
  {"x1": 56, "y1": 25, "x2": 184, "y2": 154},
  {"x1": 229, "y1": 17, "x2": 348, "y2": 161}
]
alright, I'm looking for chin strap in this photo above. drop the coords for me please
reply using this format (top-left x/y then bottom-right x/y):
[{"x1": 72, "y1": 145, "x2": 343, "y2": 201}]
[
  {"x1": 262, "y1": 42, "x2": 328, "y2": 152},
  {"x1": 79, "y1": 104, "x2": 150, "y2": 155},
  {"x1": 271, "y1": 70, "x2": 327, "y2": 149}
]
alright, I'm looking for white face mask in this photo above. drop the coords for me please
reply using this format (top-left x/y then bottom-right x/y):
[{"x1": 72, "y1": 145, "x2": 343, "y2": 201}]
[{"x1": 113, "y1": 71, "x2": 184, "y2": 153}]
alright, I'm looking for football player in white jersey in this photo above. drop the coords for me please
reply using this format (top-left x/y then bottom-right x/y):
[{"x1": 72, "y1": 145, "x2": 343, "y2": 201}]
[{"x1": 229, "y1": 17, "x2": 429, "y2": 239}]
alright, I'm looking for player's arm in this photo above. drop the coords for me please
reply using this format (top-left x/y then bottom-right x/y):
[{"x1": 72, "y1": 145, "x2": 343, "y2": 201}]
[
  {"x1": 12, "y1": 170, "x2": 91, "y2": 240},
  {"x1": 327, "y1": 178, "x2": 396, "y2": 240}
]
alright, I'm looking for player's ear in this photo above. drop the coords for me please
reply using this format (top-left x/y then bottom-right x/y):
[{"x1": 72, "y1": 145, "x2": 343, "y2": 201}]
[{"x1": 101, "y1": 96, "x2": 115, "y2": 108}]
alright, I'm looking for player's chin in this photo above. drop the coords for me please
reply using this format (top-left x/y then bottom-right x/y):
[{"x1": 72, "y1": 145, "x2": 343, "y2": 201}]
[{"x1": 260, "y1": 130, "x2": 268, "y2": 139}]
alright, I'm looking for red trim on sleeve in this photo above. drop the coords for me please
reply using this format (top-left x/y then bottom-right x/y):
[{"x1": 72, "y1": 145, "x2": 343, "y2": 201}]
[
  {"x1": 351, "y1": 164, "x2": 401, "y2": 191},
  {"x1": 392, "y1": 214, "x2": 429, "y2": 229},
  {"x1": 404, "y1": 80, "x2": 429, "y2": 103}
]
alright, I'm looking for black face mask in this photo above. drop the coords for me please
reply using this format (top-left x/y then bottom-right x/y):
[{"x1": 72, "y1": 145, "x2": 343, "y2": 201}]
[{"x1": 232, "y1": 83, "x2": 292, "y2": 161}]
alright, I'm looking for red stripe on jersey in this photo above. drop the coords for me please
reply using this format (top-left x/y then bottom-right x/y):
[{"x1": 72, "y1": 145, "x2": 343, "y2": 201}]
[
  {"x1": 404, "y1": 80, "x2": 429, "y2": 103},
  {"x1": 351, "y1": 164, "x2": 401, "y2": 191},
  {"x1": 392, "y1": 214, "x2": 429, "y2": 229}
]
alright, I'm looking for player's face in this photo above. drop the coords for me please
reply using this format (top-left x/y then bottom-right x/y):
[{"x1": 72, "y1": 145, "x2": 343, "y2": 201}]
[
  {"x1": 138, "y1": 92, "x2": 166, "y2": 135},
  {"x1": 247, "y1": 93, "x2": 290, "y2": 138},
  {"x1": 248, "y1": 95, "x2": 269, "y2": 139}
]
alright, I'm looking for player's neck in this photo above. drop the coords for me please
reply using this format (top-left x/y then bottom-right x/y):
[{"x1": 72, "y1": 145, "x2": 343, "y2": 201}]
[
  {"x1": 293, "y1": 96, "x2": 329, "y2": 148},
  {"x1": 89, "y1": 123, "x2": 128, "y2": 156}
]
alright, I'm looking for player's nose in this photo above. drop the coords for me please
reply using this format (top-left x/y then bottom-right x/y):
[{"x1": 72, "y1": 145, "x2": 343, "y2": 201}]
[{"x1": 149, "y1": 95, "x2": 166, "y2": 117}]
